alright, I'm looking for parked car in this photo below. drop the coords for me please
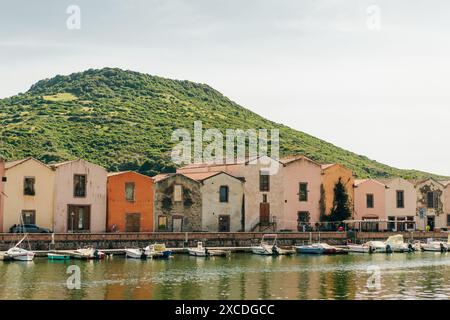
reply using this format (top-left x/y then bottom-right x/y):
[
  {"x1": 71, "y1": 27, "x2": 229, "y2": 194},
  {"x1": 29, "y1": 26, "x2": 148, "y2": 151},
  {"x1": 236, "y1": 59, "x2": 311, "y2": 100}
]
[{"x1": 9, "y1": 224, "x2": 51, "y2": 233}]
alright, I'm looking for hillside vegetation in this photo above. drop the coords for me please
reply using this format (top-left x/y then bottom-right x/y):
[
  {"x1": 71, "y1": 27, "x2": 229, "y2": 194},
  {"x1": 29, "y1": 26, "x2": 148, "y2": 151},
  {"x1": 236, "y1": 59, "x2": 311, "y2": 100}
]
[{"x1": 0, "y1": 68, "x2": 443, "y2": 179}]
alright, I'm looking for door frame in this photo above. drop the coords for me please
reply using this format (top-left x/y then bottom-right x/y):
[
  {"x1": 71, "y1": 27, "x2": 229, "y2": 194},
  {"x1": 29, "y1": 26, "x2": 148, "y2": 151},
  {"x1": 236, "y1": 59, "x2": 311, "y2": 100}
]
[
  {"x1": 172, "y1": 215, "x2": 183, "y2": 232},
  {"x1": 125, "y1": 212, "x2": 141, "y2": 232},
  {"x1": 259, "y1": 203, "x2": 270, "y2": 225},
  {"x1": 218, "y1": 215, "x2": 231, "y2": 232},
  {"x1": 67, "y1": 205, "x2": 91, "y2": 232}
]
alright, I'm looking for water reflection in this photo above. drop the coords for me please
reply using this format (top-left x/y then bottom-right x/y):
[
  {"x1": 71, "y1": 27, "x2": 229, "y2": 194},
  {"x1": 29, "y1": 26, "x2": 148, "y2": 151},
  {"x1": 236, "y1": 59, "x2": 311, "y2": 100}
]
[{"x1": 0, "y1": 252, "x2": 449, "y2": 300}]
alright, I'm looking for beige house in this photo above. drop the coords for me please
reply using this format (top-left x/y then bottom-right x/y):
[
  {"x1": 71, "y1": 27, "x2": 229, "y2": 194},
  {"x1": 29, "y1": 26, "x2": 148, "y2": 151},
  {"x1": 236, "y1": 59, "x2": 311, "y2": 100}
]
[
  {"x1": 415, "y1": 178, "x2": 446, "y2": 231},
  {"x1": 2, "y1": 158, "x2": 55, "y2": 232},
  {"x1": 51, "y1": 159, "x2": 107, "y2": 233},
  {"x1": 442, "y1": 182, "x2": 450, "y2": 231},
  {"x1": 182, "y1": 171, "x2": 244, "y2": 232},
  {"x1": 381, "y1": 178, "x2": 417, "y2": 231}
]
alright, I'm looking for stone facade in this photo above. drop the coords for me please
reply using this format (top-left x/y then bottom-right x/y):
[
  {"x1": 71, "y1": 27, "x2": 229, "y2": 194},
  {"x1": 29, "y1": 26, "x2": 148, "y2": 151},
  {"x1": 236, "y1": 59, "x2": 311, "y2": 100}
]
[
  {"x1": 382, "y1": 178, "x2": 417, "y2": 231},
  {"x1": 154, "y1": 173, "x2": 202, "y2": 232},
  {"x1": 415, "y1": 178, "x2": 446, "y2": 230}
]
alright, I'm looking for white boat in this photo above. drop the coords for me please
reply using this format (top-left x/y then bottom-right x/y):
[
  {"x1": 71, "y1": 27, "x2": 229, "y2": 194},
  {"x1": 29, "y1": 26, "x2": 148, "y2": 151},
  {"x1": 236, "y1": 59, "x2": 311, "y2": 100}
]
[
  {"x1": 6, "y1": 235, "x2": 35, "y2": 261},
  {"x1": 346, "y1": 243, "x2": 372, "y2": 253},
  {"x1": 296, "y1": 243, "x2": 348, "y2": 255},
  {"x1": 125, "y1": 248, "x2": 144, "y2": 259},
  {"x1": 188, "y1": 241, "x2": 207, "y2": 257},
  {"x1": 366, "y1": 240, "x2": 392, "y2": 253},
  {"x1": 74, "y1": 247, "x2": 105, "y2": 260},
  {"x1": 421, "y1": 237, "x2": 449, "y2": 252},
  {"x1": 144, "y1": 243, "x2": 173, "y2": 259},
  {"x1": 251, "y1": 234, "x2": 278, "y2": 255},
  {"x1": 385, "y1": 235, "x2": 413, "y2": 253}
]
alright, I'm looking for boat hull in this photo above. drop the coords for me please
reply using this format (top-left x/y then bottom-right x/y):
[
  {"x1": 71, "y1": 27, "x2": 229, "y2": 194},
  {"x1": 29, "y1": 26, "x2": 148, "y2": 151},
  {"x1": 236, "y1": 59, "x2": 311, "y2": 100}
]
[{"x1": 48, "y1": 253, "x2": 70, "y2": 260}]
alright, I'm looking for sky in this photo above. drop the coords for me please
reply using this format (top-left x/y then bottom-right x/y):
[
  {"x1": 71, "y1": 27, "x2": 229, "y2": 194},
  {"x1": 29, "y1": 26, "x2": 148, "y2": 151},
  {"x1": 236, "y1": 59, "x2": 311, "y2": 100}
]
[{"x1": 1, "y1": 0, "x2": 450, "y2": 175}]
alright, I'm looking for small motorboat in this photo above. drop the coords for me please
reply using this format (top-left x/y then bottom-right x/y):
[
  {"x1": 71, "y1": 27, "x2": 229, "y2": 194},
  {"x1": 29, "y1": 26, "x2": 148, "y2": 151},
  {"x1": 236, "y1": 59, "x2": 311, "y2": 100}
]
[
  {"x1": 295, "y1": 244, "x2": 325, "y2": 254},
  {"x1": 251, "y1": 234, "x2": 278, "y2": 255},
  {"x1": 47, "y1": 253, "x2": 71, "y2": 260},
  {"x1": 188, "y1": 241, "x2": 207, "y2": 257},
  {"x1": 73, "y1": 247, "x2": 105, "y2": 260},
  {"x1": 125, "y1": 248, "x2": 145, "y2": 259},
  {"x1": 385, "y1": 235, "x2": 414, "y2": 253},
  {"x1": 421, "y1": 238, "x2": 449, "y2": 252},
  {"x1": 273, "y1": 246, "x2": 295, "y2": 255},
  {"x1": 366, "y1": 241, "x2": 392, "y2": 253},
  {"x1": 144, "y1": 243, "x2": 173, "y2": 259},
  {"x1": 6, "y1": 247, "x2": 35, "y2": 261},
  {"x1": 346, "y1": 243, "x2": 372, "y2": 253},
  {"x1": 6, "y1": 235, "x2": 35, "y2": 261},
  {"x1": 295, "y1": 243, "x2": 347, "y2": 255},
  {"x1": 206, "y1": 249, "x2": 230, "y2": 257}
]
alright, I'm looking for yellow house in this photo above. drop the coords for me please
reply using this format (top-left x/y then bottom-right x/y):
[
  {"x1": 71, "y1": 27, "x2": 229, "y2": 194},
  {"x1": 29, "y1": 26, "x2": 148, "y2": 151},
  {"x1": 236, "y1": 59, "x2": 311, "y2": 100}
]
[
  {"x1": 320, "y1": 164, "x2": 354, "y2": 219},
  {"x1": 3, "y1": 158, "x2": 55, "y2": 232}
]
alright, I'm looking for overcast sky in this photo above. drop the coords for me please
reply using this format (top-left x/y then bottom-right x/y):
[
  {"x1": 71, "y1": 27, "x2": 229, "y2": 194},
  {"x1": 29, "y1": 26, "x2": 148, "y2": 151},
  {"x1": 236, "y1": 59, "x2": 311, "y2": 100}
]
[{"x1": 1, "y1": 0, "x2": 450, "y2": 175}]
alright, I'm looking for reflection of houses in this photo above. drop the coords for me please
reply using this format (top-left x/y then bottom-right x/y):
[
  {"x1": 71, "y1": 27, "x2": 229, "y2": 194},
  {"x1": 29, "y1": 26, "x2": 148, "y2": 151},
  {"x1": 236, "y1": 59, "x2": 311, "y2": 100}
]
[
  {"x1": 181, "y1": 171, "x2": 244, "y2": 232},
  {"x1": 107, "y1": 171, "x2": 154, "y2": 232},
  {"x1": 353, "y1": 179, "x2": 387, "y2": 231},
  {"x1": 51, "y1": 159, "x2": 107, "y2": 233},
  {"x1": 281, "y1": 156, "x2": 322, "y2": 231},
  {"x1": 3, "y1": 158, "x2": 55, "y2": 232},
  {"x1": 153, "y1": 173, "x2": 202, "y2": 232},
  {"x1": 320, "y1": 163, "x2": 354, "y2": 220},
  {"x1": 0, "y1": 158, "x2": 5, "y2": 231},
  {"x1": 415, "y1": 178, "x2": 446, "y2": 231},
  {"x1": 380, "y1": 178, "x2": 417, "y2": 231}
]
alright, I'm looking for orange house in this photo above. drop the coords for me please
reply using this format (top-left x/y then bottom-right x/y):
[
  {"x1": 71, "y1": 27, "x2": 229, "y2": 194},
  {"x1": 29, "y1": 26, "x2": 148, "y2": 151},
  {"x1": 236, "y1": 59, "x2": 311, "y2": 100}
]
[{"x1": 107, "y1": 171, "x2": 154, "y2": 232}]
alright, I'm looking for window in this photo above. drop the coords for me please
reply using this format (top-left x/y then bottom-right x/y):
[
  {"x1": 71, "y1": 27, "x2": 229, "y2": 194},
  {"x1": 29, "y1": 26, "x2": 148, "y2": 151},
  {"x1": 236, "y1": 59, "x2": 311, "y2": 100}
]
[
  {"x1": 21, "y1": 210, "x2": 36, "y2": 224},
  {"x1": 396, "y1": 190, "x2": 404, "y2": 208},
  {"x1": 366, "y1": 194, "x2": 374, "y2": 208},
  {"x1": 125, "y1": 182, "x2": 135, "y2": 201},
  {"x1": 158, "y1": 216, "x2": 168, "y2": 230},
  {"x1": 259, "y1": 171, "x2": 270, "y2": 191},
  {"x1": 299, "y1": 183, "x2": 308, "y2": 201},
  {"x1": 262, "y1": 194, "x2": 268, "y2": 203},
  {"x1": 427, "y1": 191, "x2": 437, "y2": 209},
  {"x1": 219, "y1": 186, "x2": 229, "y2": 203},
  {"x1": 387, "y1": 216, "x2": 395, "y2": 231},
  {"x1": 447, "y1": 214, "x2": 450, "y2": 227},
  {"x1": 406, "y1": 216, "x2": 415, "y2": 230},
  {"x1": 174, "y1": 185, "x2": 182, "y2": 202},
  {"x1": 23, "y1": 177, "x2": 35, "y2": 196},
  {"x1": 74, "y1": 174, "x2": 87, "y2": 198}
]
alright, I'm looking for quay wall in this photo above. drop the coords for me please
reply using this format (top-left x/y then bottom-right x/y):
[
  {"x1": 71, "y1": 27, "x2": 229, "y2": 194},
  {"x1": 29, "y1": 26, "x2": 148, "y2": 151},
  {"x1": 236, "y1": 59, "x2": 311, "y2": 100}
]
[{"x1": 0, "y1": 231, "x2": 447, "y2": 251}]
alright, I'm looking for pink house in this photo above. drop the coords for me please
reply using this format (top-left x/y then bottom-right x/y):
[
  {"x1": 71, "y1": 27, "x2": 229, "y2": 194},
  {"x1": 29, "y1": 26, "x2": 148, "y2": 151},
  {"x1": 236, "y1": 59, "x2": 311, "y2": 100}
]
[
  {"x1": 353, "y1": 179, "x2": 387, "y2": 231},
  {"x1": 280, "y1": 156, "x2": 322, "y2": 231},
  {"x1": 0, "y1": 158, "x2": 5, "y2": 231}
]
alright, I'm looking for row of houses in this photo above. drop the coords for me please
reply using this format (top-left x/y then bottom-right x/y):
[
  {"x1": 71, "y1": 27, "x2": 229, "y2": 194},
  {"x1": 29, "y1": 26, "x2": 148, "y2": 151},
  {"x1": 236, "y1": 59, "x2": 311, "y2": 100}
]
[{"x1": 0, "y1": 156, "x2": 449, "y2": 233}]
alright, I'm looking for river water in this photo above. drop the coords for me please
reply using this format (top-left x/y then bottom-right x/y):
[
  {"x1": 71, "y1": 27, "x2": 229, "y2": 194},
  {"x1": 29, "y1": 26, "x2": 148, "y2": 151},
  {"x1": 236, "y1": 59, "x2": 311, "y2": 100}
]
[{"x1": 0, "y1": 252, "x2": 449, "y2": 300}]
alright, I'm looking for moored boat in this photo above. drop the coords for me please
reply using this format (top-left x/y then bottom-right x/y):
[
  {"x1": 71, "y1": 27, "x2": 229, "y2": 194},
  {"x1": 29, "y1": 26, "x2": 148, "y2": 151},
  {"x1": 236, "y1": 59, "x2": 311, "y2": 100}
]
[
  {"x1": 346, "y1": 243, "x2": 372, "y2": 253},
  {"x1": 421, "y1": 238, "x2": 448, "y2": 252},
  {"x1": 47, "y1": 253, "x2": 71, "y2": 260},
  {"x1": 295, "y1": 244, "x2": 324, "y2": 255},
  {"x1": 251, "y1": 234, "x2": 278, "y2": 256},
  {"x1": 6, "y1": 235, "x2": 35, "y2": 261},
  {"x1": 188, "y1": 241, "x2": 207, "y2": 257},
  {"x1": 125, "y1": 248, "x2": 145, "y2": 259},
  {"x1": 385, "y1": 235, "x2": 414, "y2": 253},
  {"x1": 144, "y1": 243, "x2": 173, "y2": 259},
  {"x1": 73, "y1": 247, "x2": 105, "y2": 260}
]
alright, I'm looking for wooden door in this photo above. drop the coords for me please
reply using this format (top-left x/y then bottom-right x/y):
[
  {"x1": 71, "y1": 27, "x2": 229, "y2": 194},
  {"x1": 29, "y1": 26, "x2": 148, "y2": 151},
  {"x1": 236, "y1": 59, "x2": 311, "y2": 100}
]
[
  {"x1": 67, "y1": 205, "x2": 90, "y2": 232},
  {"x1": 260, "y1": 203, "x2": 270, "y2": 225},
  {"x1": 218, "y1": 215, "x2": 230, "y2": 232},
  {"x1": 125, "y1": 213, "x2": 141, "y2": 232}
]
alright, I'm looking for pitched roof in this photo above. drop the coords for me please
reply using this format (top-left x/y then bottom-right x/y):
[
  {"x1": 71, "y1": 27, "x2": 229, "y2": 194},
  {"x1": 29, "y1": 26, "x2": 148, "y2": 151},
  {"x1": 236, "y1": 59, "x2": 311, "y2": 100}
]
[
  {"x1": 279, "y1": 155, "x2": 319, "y2": 166},
  {"x1": 182, "y1": 171, "x2": 243, "y2": 183},
  {"x1": 107, "y1": 171, "x2": 153, "y2": 180},
  {"x1": 5, "y1": 158, "x2": 31, "y2": 169},
  {"x1": 354, "y1": 178, "x2": 387, "y2": 187},
  {"x1": 321, "y1": 163, "x2": 335, "y2": 170},
  {"x1": 413, "y1": 177, "x2": 445, "y2": 187},
  {"x1": 50, "y1": 159, "x2": 80, "y2": 167}
]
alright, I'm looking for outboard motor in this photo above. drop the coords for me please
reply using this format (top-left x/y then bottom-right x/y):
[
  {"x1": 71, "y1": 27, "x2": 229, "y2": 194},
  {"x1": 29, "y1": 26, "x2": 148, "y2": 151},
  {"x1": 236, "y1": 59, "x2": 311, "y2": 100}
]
[
  {"x1": 440, "y1": 243, "x2": 448, "y2": 253},
  {"x1": 407, "y1": 243, "x2": 415, "y2": 253},
  {"x1": 385, "y1": 244, "x2": 393, "y2": 254},
  {"x1": 369, "y1": 245, "x2": 374, "y2": 254}
]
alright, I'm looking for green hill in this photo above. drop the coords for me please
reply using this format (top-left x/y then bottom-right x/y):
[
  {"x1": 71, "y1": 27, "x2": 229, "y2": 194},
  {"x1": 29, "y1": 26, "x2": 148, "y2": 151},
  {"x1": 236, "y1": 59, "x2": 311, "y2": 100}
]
[{"x1": 0, "y1": 68, "x2": 443, "y2": 179}]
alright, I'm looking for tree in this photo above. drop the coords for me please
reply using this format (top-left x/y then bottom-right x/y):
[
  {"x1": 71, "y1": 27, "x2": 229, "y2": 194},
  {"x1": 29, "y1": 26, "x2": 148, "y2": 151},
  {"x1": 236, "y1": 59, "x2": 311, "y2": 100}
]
[{"x1": 329, "y1": 178, "x2": 352, "y2": 222}]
